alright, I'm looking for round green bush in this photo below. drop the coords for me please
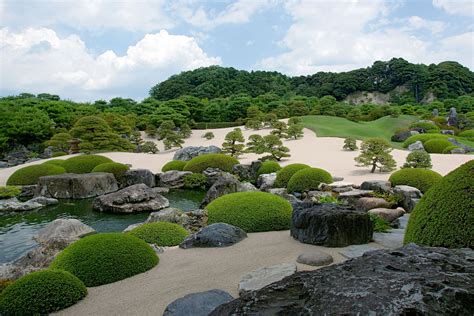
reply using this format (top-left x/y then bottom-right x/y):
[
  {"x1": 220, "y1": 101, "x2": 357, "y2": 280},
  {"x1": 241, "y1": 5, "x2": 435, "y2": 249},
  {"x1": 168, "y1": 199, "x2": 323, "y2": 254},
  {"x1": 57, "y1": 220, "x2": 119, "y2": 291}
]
[
  {"x1": 389, "y1": 168, "x2": 442, "y2": 193},
  {"x1": 50, "y1": 233, "x2": 158, "y2": 287},
  {"x1": 0, "y1": 270, "x2": 87, "y2": 314},
  {"x1": 207, "y1": 191, "x2": 292, "y2": 232},
  {"x1": 403, "y1": 134, "x2": 448, "y2": 148},
  {"x1": 257, "y1": 161, "x2": 281, "y2": 175},
  {"x1": 423, "y1": 139, "x2": 453, "y2": 154},
  {"x1": 42, "y1": 159, "x2": 67, "y2": 168},
  {"x1": 128, "y1": 222, "x2": 189, "y2": 246},
  {"x1": 52, "y1": 151, "x2": 68, "y2": 157},
  {"x1": 63, "y1": 154, "x2": 113, "y2": 174},
  {"x1": 458, "y1": 129, "x2": 474, "y2": 139},
  {"x1": 287, "y1": 167, "x2": 333, "y2": 193},
  {"x1": 91, "y1": 162, "x2": 129, "y2": 181},
  {"x1": 274, "y1": 163, "x2": 310, "y2": 188},
  {"x1": 409, "y1": 122, "x2": 440, "y2": 133},
  {"x1": 162, "y1": 160, "x2": 187, "y2": 172},
  {"x1": 404, "y1": 160, "x2": 473, "y2": 248},
  {"x1": 183, "y1": 154, "x2": 239, "y2": 173},
  {"x1": 7, "y1": 164, "x2": 66, "y2": 185},
  {"x1": 442, "y1": 145, "x2": 461, "y2": 154}
]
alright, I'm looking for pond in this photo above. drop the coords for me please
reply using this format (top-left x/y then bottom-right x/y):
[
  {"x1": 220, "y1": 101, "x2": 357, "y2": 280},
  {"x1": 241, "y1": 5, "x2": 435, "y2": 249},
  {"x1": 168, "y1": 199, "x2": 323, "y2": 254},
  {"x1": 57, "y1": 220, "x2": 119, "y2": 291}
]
[{"x1": 0, "y1": 189, "x2": 205, "y2": 264}]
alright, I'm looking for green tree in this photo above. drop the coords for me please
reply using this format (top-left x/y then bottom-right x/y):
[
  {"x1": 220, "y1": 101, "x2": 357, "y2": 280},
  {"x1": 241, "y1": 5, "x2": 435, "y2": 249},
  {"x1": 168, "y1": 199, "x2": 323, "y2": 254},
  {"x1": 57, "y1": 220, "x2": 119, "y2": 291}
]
[
  {"x1": 179, "y1": 123, "x2": 192, "y2": 138},
  {"x1": 222, "y1": 128, "x2": 245, "y2": 157},
  {"x1": 343, "y1": 137, "x2": 357, "y2": 151},
  {"x1": 246, "y1": 134, "x2": 265, "y2": 154},
  {"x1": 261, "y1": 135, "x2": 290, "y2": 161},
  {"x1": 163, "y1": 132, "x2": 184, "y2": 150},
  {"x1": 203, "y1": 131, "x2": 215, "y2": 140},
  {"x1": 245, "y1": 119, "x2": 263, "y2": 130},
  {"x1": 157, "y1": 120, "x2": 176, "y2": 140},
  {"x1": 288, "y1": 117, "x2": 302, "y2": 125},
  {"x1": 286, "y1": 124, "x2": 304, "y2": 140},
  {"x1": 403, "y1": 151, "x2": 432, "y2": 169},
  {"x1": 263, "y1": 113, "x2": 278, "y2": 127},
  {"x1": 270, "y1": 121, "x2": 288, "y2": 138},
  {"x1": 46, "y1": 133, "x2": 72, "y2": 152},
  {"x1": 354, "y1": 138, "x2": 396, "y2": 173}
]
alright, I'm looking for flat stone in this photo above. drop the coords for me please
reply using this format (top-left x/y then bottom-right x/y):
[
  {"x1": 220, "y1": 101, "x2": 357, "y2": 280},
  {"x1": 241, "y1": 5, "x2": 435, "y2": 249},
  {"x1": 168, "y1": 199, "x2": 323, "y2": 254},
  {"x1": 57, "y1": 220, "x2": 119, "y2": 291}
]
[
  {"x1": 163, "y1": 289, "x2": 233, "y2": 316},
  {"x1": 356, "y1": 197, "x2": 391, "y2": 211},
  {"x1": 157, "y1": 171, "x2": 192, "y2": 188},
  {"x1": 373, "y1": 231, "x2": 405, "y2": 249},
  {"x1": 337, "y1": 189, "x2": 373, "y2": 206},
  {"x1": 360, "y1": 180, "x2": 391, "y2": 193},
  {"x1": 29, "y1": 196, "x2": 58, "y2": 206},
  {"x1": 368, "y1": 207, "x2": 405, "y2": 223},
  {"x1": 296, "y1": 251, "x2": 333, "y2": 267},
  {"x1": 239, "y1": 263, "x2": 297, "y2": 294},
  {"x1": 180, "y1": 223, "x2": 247, "y2": 249},
  {"x1": 339, "y1": 244, "x2": 380, "y2": 259}
]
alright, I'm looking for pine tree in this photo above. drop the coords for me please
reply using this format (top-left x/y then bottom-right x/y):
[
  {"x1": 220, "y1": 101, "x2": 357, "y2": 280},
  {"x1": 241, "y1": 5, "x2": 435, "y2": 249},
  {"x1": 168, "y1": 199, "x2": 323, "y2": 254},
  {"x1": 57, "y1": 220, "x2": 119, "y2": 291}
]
[
  {"x1": 222, "y1": 128, "x2": 245, "y2": 157},
  {"x1": 262, "y1": 135, "x2": 290, "y2": 161},
  {"x1": 179, "y1": 123, "x2": 192, "y2": 138},
  {"x1": 355, "y1": 138, "x2": 396, "y2": 173},
  {"x1": 246, "y1": 134, "x2": 265, "y2": 154},
  {"x1": 270, "y1": 121, "x2": 288, "y2": 138},
  {"x1": 286, "y1": 124, "x2": 304, "y2": 139}
]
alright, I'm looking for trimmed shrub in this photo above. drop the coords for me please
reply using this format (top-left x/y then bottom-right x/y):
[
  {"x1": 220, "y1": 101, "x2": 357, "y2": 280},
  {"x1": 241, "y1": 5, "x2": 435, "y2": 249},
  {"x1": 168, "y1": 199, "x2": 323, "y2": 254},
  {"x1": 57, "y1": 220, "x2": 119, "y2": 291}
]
[
  {"x1": 207, "y1": 191, "x2": 292, "y2": 232},
  {"x1": 183, "y1": 154, "x2": 239, "y2": 173},
  {"x1": 183, "y1": 173, "x2": 208, "y2": 190},
  {"x1": 458, "y1": 129, "x2": 474, "y2": 139},
  {"x1": 162, "y1": 160, "x2": 187, "y2": 172},
  {"x1": 442, "y1": 145, "x2": 461, "y2": 154},
  {"x1": 0, "y1": 186, "x2": 21, "y2": 199},
  {"x1": 203, "y1": 131, "x2": 215, "y2": 140},
  {"x1": 343, "y1": 137, "x2": 357, "y2": 151},
  {"x1": 7, "y1": 164, "x2": 66, "y2": 185},
  {"x1": 404, "y1": 160, "x2": 474, "y2": 248},
  {"x1": 50, "y1": 233, "x2": 158, "y2": 286},
  {"x1": 403, "y1": 134, "x2": 448, "y2": 148},
  {"x1": 287, "y1": 167, "x2": 333, "y2": 193},
  {"x1": 42, "y1": 159, "x2": 67, "y2": 168},
  {"x1": 389, "y1": 168, "x2": 442, "y2": 193},
  {"x1": 274, "y1": 163, "x2": 310, "y2": 188},
  {"x1": 257, "y1": 161, "x2": 281, "y2": 176},
  {"x1": 91, "y1": 162, "x2": 129, "y2": 181},
  {"x1": 63, "y1": 154, "x2": 113, "y2": 174},
  {"x1": 52, "y1": 151, "x2": 68, "y2": 157},
  {"x1": 0, "y1": 270, "x2": 87, "y2": 314},
  {"x1": 128, "y1": 222, "x2": 189, "y2": 246},
  {"x1": 403, "y1": 151, "x2": 432, "y2": 169},
  {"x1": 423, "y1": 139, "x2": 453, "y2": 154}
]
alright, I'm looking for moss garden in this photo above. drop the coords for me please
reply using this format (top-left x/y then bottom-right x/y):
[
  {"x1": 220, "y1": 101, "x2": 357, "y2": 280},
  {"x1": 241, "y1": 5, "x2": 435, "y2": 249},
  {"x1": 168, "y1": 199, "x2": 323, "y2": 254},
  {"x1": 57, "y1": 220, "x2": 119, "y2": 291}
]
[
  {"x1": 183, "y1": 153, "x2": 239, "y2": 173},
  {"x1": 128, "y1": 222, "x2": 189, "y2": 246},
  {"x1": 0, "y1": 270, "x2": 87, "y2": 315},
  {"x1": 287, "y1": 167, "x2": 333, "y2": 193},
  {"x1": 389, "y1": 168, "x2": 442, "y2": 193},
  {"x1": 50, "y1": 233, "x2": 158, "y2": 287},
  {"x1": 207, "y1": 191, "x2": 292, "y2": 232}
]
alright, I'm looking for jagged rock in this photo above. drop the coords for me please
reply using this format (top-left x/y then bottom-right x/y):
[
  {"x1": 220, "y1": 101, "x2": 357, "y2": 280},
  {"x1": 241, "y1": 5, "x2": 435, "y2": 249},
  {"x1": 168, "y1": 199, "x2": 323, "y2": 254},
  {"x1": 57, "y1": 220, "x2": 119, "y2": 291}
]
[
  {"x1": 29, "y1": 196, "x2": 58, "y2": 206},
  {"x1": 200, "y1": 173, "x2": 256, "y2": 207},
  {"x1": 355, "y1": 197, "x2": 391, "y2": 211},
  {"x1": 202, "y1": 168, "x2": 223, "y2": 187},
  {"x1": 19, "y1": 185, "x2": 37, "y2": 198},
  {"x1": 393, "y1": 185, "x2": 422, "y2": 212},
  {"x1": 163, "y1": 289, "x2": 233, "y2": 316},
  {"x1": 232, "y1": 161, "x2": 261, "y2": 182},
  {"x1": 368, "y1": 207, "x2": 405, "y2": 223},
  {"x1": 173, "y1": 146, "x2": 221, "y2": 161},
  {"x1": 147, "y1": 208, "x2": 208, "y2": 232},
  {"x1": 0, "y1": 198, "x2": 43, "y2": 212},
  {"x1": 267, "y1": 188, "x2": 299, "y2": 204},
  {"x1": 296, "y1": 251, "x2": 333, "y2": 267},
  {"x1": 408, "y1": 140, "x2": 425, "y2": 151},
  {"x1": 36, "y1": 173, "x2": 118, "y2": 199},
  {"x1": 157, "y1": 170, "x2": 192, "y2": 188},
  {"x1": 256, "y1": 173, "x2": 276, "y2": 191},
  {"x1": 337, "y1": 189, "x2": 373, "y2": 206},
  {"x1": 180, "y1": 223, "x2": 247, "y2": 249},
  {"x1": 238, "y1": 263, "x2": 297, "y2": 294},
  {"x1": 391, "y1": 130, "x2": 419, "y2": 142},
  {"x1": 360, "y1": 180, "x2": 391, "y2": 193},
  {"x1": 92, "y1": 183, "x2": 169, "y2": 213},
  {"x1": 122, "y1": 169, "x2": 155, "y2": 188},
  {"x1": 212, "y1": 245, "x2": 474, "y2": 315},
  {"x1": 291, "y1": 203, "x2": 373, "y2": 247},
  {"x1": 447, "y1": 107, "x2": 458, "y2": 126}
]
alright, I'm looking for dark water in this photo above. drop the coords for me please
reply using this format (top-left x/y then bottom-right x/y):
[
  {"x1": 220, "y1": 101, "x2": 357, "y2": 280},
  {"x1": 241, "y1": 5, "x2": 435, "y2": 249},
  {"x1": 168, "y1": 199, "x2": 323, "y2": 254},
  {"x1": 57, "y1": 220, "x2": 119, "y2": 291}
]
[{"x1": 0, "y1": 189, "x2": 205, "y2": 264}]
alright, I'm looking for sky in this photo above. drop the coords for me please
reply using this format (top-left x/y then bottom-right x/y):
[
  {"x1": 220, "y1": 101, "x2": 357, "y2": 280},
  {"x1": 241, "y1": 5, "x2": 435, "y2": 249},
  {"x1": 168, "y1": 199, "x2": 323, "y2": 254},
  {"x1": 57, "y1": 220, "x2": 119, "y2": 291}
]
[{"x1": 0, "y1": 0, "x2": 473, "y2": 101}]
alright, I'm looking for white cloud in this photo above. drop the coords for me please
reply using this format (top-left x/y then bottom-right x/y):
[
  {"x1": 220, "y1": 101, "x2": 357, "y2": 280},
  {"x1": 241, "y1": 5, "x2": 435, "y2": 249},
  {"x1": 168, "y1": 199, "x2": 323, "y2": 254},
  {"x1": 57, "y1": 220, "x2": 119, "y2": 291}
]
[
  {"x1": 405, "y1": 16, "x2": 446, "y2": 34},
  {"x1": 0, "y1": 28, "x2": 221, "y2": 100},
  {"x1": 432, "y1": 0, "x2": 474, "y2": 16}
]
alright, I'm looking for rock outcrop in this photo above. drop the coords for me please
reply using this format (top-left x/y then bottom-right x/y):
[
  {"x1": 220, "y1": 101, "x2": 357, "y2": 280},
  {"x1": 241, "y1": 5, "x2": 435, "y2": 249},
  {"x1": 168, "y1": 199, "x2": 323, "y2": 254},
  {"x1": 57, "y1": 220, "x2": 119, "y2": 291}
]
[
  {"x1": 157, "y1": 171, "x2": 192, "y2": 188},
  {"x1": 393, "y1": 185, "x2": 422, "y2": 212},
  {"x1": 121, "y1": 169, "x2": 155, "y2": 188},
  {"x1": 200, "y1": 173, "x2": 256, "y2": 207},
  {"x1": 173, "y1": 146, "x2": 221, "y2": 161},
  {"x1": 232, "y1": 161, "x2": 261, "y2": 182}
]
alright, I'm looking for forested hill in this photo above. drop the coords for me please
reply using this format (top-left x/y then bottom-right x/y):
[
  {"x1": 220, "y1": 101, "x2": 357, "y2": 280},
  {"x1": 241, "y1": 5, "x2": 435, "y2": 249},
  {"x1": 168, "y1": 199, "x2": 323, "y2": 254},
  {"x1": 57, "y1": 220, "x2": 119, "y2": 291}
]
[{"x1": 150, "y1": 58, "x2": 474, "y2": 103}]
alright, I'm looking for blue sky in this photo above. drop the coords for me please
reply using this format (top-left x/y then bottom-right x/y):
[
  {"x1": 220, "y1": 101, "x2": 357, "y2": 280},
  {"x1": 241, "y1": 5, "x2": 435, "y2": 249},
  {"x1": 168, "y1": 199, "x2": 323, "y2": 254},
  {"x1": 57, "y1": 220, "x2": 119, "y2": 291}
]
[{"x1": 0, "y1": 0, "x2": 473, "y2": 101}]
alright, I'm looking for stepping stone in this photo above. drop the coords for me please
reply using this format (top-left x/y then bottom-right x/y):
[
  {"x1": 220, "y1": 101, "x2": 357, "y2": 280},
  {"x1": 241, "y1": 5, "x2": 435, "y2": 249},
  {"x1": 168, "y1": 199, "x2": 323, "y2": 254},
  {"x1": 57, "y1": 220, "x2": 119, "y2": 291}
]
[
  {"x1": 296, "y1": 251, "x2": 333, "y2": 266},
  {"x1": 339, "y1": 244, "x2": 379, "y2": 259},
  {"x1": 163, "y1": 289, "x2": 233, "y2": 316},
  {"x1": 239, "y1": 263, "x2": 297, "y2": 294},
  {"x1": 373, "y1": 231, "x2": 404, "y2": 249}
]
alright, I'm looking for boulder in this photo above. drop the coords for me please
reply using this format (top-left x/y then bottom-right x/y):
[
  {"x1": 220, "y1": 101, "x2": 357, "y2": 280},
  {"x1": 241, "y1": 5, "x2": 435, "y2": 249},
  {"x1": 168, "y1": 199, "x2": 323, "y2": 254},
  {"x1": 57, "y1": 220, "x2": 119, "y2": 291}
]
[
  {"x1": 19, "y1": 185, "x2": 37, "y2": 198},
  {"x1": 355, "y1": 197, "x2": 391, "y2": 211},
  {"x1": 0, "y1": 198, "x2": 43, "y2": 212},
  {"x1": 360, "y1": 180, "x2": 391, "y2": 193},
  {"x1": 122, "y1": 169, "x2": 155, "y2": 188},
  {"x1": 447, "y1": 138, "x2": 473, "y2": 153},
  {"x1": 200, "y1": 173, "x2": 257, "y2": 207},
  {"x1": 432, "y1": 108, "x2": 439, "y2": 116},
  {"x1": 147, "y1": 208, "x2": 208, "y2": 232},
  {"x1": 391, "y1": 130, "x2": 418, "y2": 142},
  {"x1": 212, "y1": 245, "x2": 474, "y2": 315},
  {"x1": 239, "y1": 263, "x2": 297, "y2": 294},
  {"x1": 447, "y1": 107, "x2": 458, "y2": 126},
  {"x1": 256, "y1": 173, "x2": 276, "y2": 191},
  {"x1": 441, "y1": 129, "x2": 455, "y2": 135},
  {"x1": 368, "y1": 207, "x2": 405, "y2": 223},
  {"x1": 157, "y1": 170, "x2": 192, "y2": 188},
  {"x1": 153, "y1": 187, "x2": 170, "y2": 194},
  {"x1": 173, "y1": 146, "x2": 221, "y2": 161},
  {"x1": 339, "y1": 244, "x2": 380, "y2": 259},
  {"x1": 36, "y1": 173, "x2": 118, "y2": 199},
  {"x1": 202, "y1": 168, "x2": 223, "y2": 187},
  {"x1": 291, "y1": 203, "x2": 373, "y2": 247},
  {"x1": 296, "y1": 251, "x2": 333, "y2": 267},
  {"x1": 180, "y1": 223, "x2": 247, "y2": 249},
  {"x1": 337, "y1": 189, "x2": 373, "y2": 206},
  {"x1": 408, "y1": 140, "x2": 425, "y2": 151},
  {"x1": 232, "y1": 161, "x2": 261, "y2": 182},
  {"x1": 92, "y1": 183, "x2": 169, "y2": 213},
  {"x1": 319, "y1": 181, "x2": 353, "y2": 192},
  {"x1": 267, "y1": 188, "x2": 299, "y2": 204},
  {"x1": 147, "y1": 207, "x2": 184, "y2": 223},
  {"x1": 34, "y1": 218, "x2": 95, "y2": 244},
  {"x1": 393, "y1": 185, "x2": 422, "y2": 212},
  {"x1": 29, "y1": 196, "x2": 58, "y2": 206},
  {"x1": 163, "y1": 289, "x2": 233, "y2": 316},
  {"x1": 303, "y1": 190, "x2": 333, "y2": 203}
]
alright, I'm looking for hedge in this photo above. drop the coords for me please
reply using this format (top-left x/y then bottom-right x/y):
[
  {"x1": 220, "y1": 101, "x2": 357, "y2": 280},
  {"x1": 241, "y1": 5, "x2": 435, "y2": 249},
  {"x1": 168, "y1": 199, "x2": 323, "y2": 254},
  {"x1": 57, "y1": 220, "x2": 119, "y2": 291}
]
[
  {"x1": 162, "y1": 160, "x2": 187, "y2": 172},
  {"x1": 50, "y1": 233, "x2": 158, "y2": 286},
  {"x1": 128, "y1": 222, "x2": 189, "y2": 246},
  {"x1": 287, "y1": 167, "x2": 333, "y2": 193},
  {"x1": 274, "y1": 163, "x2": 310, "y2": 188},
  {"x1": 404, "y1": 160, "x2": 473, "y2": 248},
  {"x1": 389, "y1": 168, "x2": 442, "y2": 193},
  {"x1": 442, "y1": 145, "x2": 461, "y2": 154},
  {"x1": 42, "y1": 159, "x2": 67, "y2": 168},
  {"x1": 403, "y1": 134, "x2": 448, "y2": 148},
  {"x1": 207, "y1": 191, "x2": 292, "y2": 232},
  {"x1": 7, "y1": 164, "x2": 66, "y2": 185},
  {"x1": 91, "y1": 162, "x2": 129, "y2": 181},
  {"x1": 423, "y1": 139, "x2": 453, "y2": 154},
  {"x1": 63, "y1": 154, "x2": 113, "y2": 174},
  {"x1": 183, "y1": 154, "x2": 239, "y2": 173},
  {"x1": 194, "y1": 122, "x2": 241, "y2": 129},
  {"x1": 0, "y1": 270, "x2": 87, "y2": 314},
  {"x1": 257, "y1": 161, "x2": 281, "y2": 176}
]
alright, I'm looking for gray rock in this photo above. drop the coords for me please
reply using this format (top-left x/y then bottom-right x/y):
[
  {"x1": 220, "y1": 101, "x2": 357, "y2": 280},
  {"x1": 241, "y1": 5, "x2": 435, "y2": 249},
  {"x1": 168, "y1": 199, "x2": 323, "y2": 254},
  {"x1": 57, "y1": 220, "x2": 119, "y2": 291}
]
[
  {"x1": 432, "y1": 108, "x2": 439, "y2": 116},
  {"x1": 163, "y1": 289, "x2": 233, "y2": 316},
  {"x1": 200, "y1": 173, "x2": 256, "y2": 207},
  {"x1": 291, "y1": 203, "x2": 373, "y2": 247},
  {"x1": 0, "y1": 198, "x2": 43, "y2": 212},
  {"x1": 157, "y1": 170, "x2": 192, "y2": 188},
  {"x1": 34, "y1": 218, "x2": 95, "y2": 244},
  {"x1": 339, "y1": 244, "x2": 380, "y2": 259},
  {"x1": 441, "y1": 129, "x2": 455, "y2": 135},
  {"x1": 360, "y1": 180, "x2": 391, "y2": 193},
  {"x1": 232, "y1": 161, "x2": 261, "y2": 182},
  {"x1": 373, "y1": 229, "x2": 405, "y2": 249},
  {"x1": 368, "y1": 207, "x2": 405, "y2": 223},
  {"x1": 147, "y1": 207, "x2": 183, "y2": 223},
  {"x1": 447, "y1": 138, "x2": 473, "y2": 153},
  {"x1": 303, "y1": 190, "x2": 333, "y2": 203},
  {"x1": 207, "y1": 245, "x2": 474, "y2": 315},
  {"x1": 337, "y1": 189, "x2": 373, "y2": 206},
  {"x1": 152, "y1": 187, "x2": 170, "y2": 194},
  {"x1": 447, "y1": 107, "x2": 457, "y2": 126},
  {"x1": 256, "y1": 173, "x2": 276, "y2": 191},
  {"x1": 29, "y1": 196, "x2": 58, "y2": 206},
  {"x1": 332, "y1": 176, "x2": 344, "y2": 182},
  {"x1": 180, "y1": 223, "x2": 247, "y2": 249},
  {"x1": 123, "y1": 223, "x2": 144, "y2": 232},
  {"x1": 393, "y1": 185, "x2": 422, "y2": 212},
  {"x1": 408, "y1": 140, "x2": 425, "y2": 151},
  {"x1": 267, "y1": 188, "x2": 299, "y2": 204},
  {"x1": 296, "y1": 251, "x2": 333, "y2": 266},
  {"x1": 147, "y1": 208, "x2": 208, "y2": 232},
  {"x1": 42, "y1": 146, "x2": 53, "y2": 159},
  {"x1": 93, "y1": 183, "x2": 169, "y2": 213},
  {"x1": 239, "y1": 263, "x2": 297, "y2": 294},
  {"x1": 0, "y1": 161, "x2": 7, "y2": 168},
  {"x1": 122, "y1": 169, "x2": 155, "y2": 188},
  {"x1": 451, "y1": 147, "x2": 466, "y2": 154},
  {"x1": 36, "y1": 173, "x2": 118, "y2": 199},
  {"x1": 173, "y1": 146, "x2": 221, "y2": 161},
  {"x1": 319, "y1": 181, "x2": 353, "y2": 191},
  {"x1": 355, "y1": 197, "x2": 391, "y2": 211},
  {"x1": 19, "y1": 185, "x2": 37, "y2": 198},
  {"x1": 391, "y1": 130, "x2": 419, "y2": 142},
  {"x1": 202, "y1": 168, "x2": 223, "y2": 187}
]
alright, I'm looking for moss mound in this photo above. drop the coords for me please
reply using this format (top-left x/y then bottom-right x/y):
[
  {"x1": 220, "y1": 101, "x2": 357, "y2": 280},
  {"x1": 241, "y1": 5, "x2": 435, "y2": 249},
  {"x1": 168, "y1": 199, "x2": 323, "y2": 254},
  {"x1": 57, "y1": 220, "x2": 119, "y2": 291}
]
[
  {"x1": 389, "y1": 168, "x2": 442, "y2": 193},
  {"x1": 404, "y1": 160, "x2": 474, "y2": 248},
  {"x1": 7, "y1": 164, "x2": 66, "y2": 185},
  {"x1": 162, "y1": 160, "x2": 187, "y2": 172},
  {"x1": 274, "y1": 163, "x2": 310, "y2": 188},
  {"x1": 442, "y1": 145, "x2": 461, "y2": 154},
  {"x1": 183, "y1": 154, "x2": 238, "y2": 173},
  {"x1": 458, "y1": 129, "x2": 474, "y2": 140},
  {"x1": 0, "y1": 270, "x2": 87, "y2": 314},
  {"x1": 207, "y1": 191, "x2": 292, "y2": 232},
  {"x1": 42, "y1": 159, "x2": 67, "y2": 168},
  {"x1": 52, "y1": 151, "x2": 68, "y2": 157},
  {"x1": 423, "y1": 139, "x2": 453, "y2": 154},
  {"x1": 287, "y1": 167, "x2": 333, "y2": 193},
  {"x1": 128, "y1": 222, "x2": 189, "y2": 246},
  {"x1": 63, "y1": 155, "x2": 113, "y2": 174},
  {"x1": 50, "y1": 233, "x2": 158, "y2": 286},
  {"x1": 257, "y1": 161, "x2": 281, "y2": 175},
  {"x1": 91, "y1": 162, "x2": 129, "y2": 181},
  {"x1": 403, "y1": 134, "x2": 448, "y2": 147}
]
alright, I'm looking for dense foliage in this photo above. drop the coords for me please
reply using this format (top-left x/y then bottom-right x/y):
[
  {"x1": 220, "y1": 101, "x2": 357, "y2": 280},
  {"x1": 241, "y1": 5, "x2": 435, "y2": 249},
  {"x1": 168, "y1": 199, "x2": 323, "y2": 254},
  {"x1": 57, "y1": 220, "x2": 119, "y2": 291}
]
[
  {"x1": 207, "y1": 191, "x2": 292, "y2": 232},
  {"x1": 257, "y1": 161, "x2": 281, "y2": 175},
  {"x1": 287, "y1": 167, "x2": 333, "y2": 193},
  {"x1": 7, "y1": 164, "x2": 66, "y2": 185},
  {"x1": 343, "y1": 137, "x2": 357, "y2": 151},
  {"x1": 183, "y1": 154, "x2": 239, "y2": 173},
  {"x1": 183, "y1": 173, "x2": 208, "y2": 190},
  {"x1": 128, "y1": 222, "x2": 189, "y2": 246},
  {"x1": 389, "y1": 168, "x2": 442, "y2": 193},
  {"x1": 274, "y1": 163, "x2": 310, "y2": 188},
  {"x1": 0, "y1": 186, "x2": 21, "y2": 199},
  {"x1": 0, "y1": 270, "x2": 87, "y2": 315},
  {"x1": 162, "y1": 160, "x2": 187, "y2": 172},
  {"x1": 404, "y1": 160, "x2": 473, "y2": 248},
  {"x1": 51, "y1": 233, "x2": 158, "y2": 287},
  {"x1": 91, "y1": 162, "x2": 129, "y2": 181},
  {"x1": 355, "y1": 138, "x2": 396, "y2": 173},
  {"x1": 403, "y1": 151, "x2": 432, "y2": 169},
  {"x1": 403, "y1": 133, "x2": 448, "y2": 147},
  {"x1": 63, "y1": 155, "x2": 113, "y2": 174},
  {"x1": 423, "y1": 138, "x2": 453, "y2": 154},
  {"x1": 42, "y1": 159, "x2": 67, "y2": 168}
]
